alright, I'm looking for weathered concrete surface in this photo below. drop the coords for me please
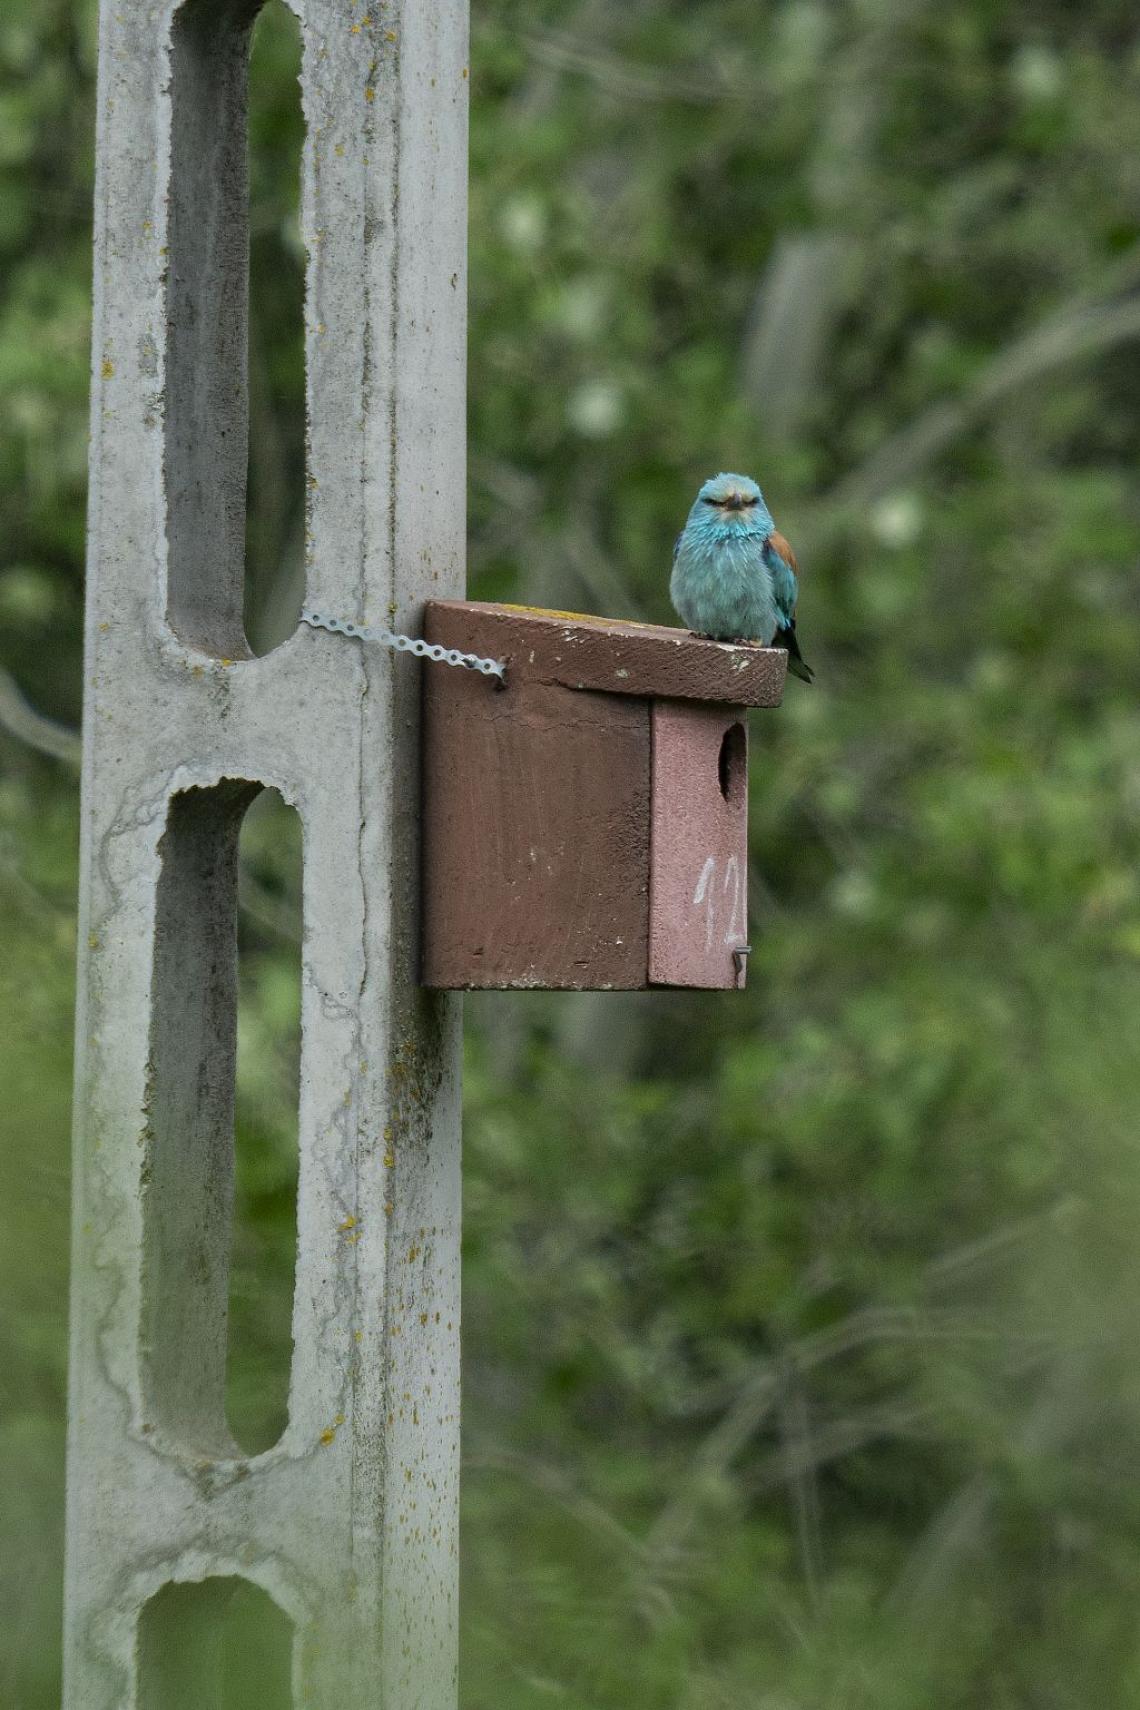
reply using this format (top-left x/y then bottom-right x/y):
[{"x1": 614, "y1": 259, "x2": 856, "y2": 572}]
[{"x1": 65, "y1": 1, "x2": 468, "y2": 1704}]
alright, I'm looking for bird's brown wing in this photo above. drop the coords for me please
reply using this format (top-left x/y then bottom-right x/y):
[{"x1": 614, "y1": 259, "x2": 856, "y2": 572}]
[{"x1": 767, "y1": 529, "x2": 799, "y2": 575}]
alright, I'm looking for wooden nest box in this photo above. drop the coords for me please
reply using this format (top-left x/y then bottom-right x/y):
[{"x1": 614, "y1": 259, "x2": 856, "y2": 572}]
[{"x1": 421, "y1": 602, "x2": 786, "y2": 990}]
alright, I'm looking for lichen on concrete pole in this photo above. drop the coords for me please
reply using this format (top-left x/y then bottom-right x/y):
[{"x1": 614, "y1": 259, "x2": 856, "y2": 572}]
[{"x1": 65, "y1": 1, "x2": 468, "y2": 1702}]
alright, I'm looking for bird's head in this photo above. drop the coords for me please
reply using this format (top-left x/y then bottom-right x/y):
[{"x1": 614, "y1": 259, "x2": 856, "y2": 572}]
[{"x1": 690, "y1": 472, "x2": 773, "y2": 530}]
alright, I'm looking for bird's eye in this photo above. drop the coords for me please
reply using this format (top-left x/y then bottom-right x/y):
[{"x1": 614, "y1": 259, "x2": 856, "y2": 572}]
[{"x1": 702, "y1": 496, "x2": 722, "y2": 506}]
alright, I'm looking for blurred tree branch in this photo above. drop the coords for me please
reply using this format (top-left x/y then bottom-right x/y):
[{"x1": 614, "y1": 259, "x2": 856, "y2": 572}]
[
  {"x1": 743, "y1": 234, "x2": 857, "y2": 440},
  {"x1": 521, "y1": 27, "x2": 764, "y2": 108},
  {"x1": 237, "y1": 868, "x2": 301, "y2": 945},
  {"x1": 805, "y1": 257, "x2": 1140, "y2": 546},
  {"x1": 742, "y1": 0, "x2": 936, "y2": 437},
  {"x1": 0, "y1": 667, "x2": 81, "y2": 767},
  {"x1": 463, "y1": 1444, "x2": 651, "y2": 1569},
  {"x1": 641, "y1": 1227, "x2": 1067, "y2": 1582},
  {"x1": 889, "y1": 1353, "x2": 1093, "y2": 1623}
]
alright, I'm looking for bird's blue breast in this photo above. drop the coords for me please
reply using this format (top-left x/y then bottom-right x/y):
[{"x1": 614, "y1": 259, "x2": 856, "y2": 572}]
[{"x1": 670, "y1": 517, "x2": 780, "y2": 643}]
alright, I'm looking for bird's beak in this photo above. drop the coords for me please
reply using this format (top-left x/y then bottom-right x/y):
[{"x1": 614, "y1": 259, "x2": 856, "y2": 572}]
[{"x1": 725, "y1": 494, "x2": 746, "y2": 510}]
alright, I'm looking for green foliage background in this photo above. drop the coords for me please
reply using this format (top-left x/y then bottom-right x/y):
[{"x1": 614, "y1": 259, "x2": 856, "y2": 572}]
[{"x1": 3, "y1": 0, "x2": 1140, "y2": 1703}]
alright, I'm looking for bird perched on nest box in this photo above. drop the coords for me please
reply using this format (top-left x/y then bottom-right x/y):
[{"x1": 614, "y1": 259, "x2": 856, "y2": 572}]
[{"x1": 671, "y1": 472, "x2": 814, "y2": 683}]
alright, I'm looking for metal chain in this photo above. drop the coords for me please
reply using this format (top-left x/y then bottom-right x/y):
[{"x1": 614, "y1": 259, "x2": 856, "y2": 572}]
[{"x1": 300, "y1": 608, "x2": 507, "y2": 682}]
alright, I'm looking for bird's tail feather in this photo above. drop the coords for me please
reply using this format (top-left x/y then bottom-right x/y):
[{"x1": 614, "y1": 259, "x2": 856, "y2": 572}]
[{"x1": 774, "y1": 623, "x2": 814, "y2": 684}]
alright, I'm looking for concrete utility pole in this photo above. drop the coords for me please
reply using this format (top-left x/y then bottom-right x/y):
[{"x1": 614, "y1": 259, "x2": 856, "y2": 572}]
[{"x1": 65, "y1": 0, "x2": 468, "y2": 1703}]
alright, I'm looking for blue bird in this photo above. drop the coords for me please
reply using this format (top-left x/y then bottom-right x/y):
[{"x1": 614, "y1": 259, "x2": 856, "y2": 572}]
[{"x1": 670, "y1": 472, "x2": 814, "y2": 683}]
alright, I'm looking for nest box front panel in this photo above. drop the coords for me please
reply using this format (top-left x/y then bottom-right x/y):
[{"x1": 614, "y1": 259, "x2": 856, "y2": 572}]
[
  {"x1": 648, "y1": 701, "x2": 749, "y2": 989},
  {"x1": 421, "y1": 657, "x2": 651, "y2": 989}
]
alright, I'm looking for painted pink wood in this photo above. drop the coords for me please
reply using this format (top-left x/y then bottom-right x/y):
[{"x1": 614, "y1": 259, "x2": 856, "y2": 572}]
[{"x1": 648, "y1": 702, "x2": 750, "y2": 989}]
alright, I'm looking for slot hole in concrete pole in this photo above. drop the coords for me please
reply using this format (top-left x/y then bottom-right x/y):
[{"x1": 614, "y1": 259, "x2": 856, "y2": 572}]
[
  {"x1": 229, "y1": 787, "x2": 302, "y2": 1453},
  {"x1": 138, "y1": 1577, "x2": 293, "y2": 1709},
  {"x1": 244, "y1": 1, "x2": 306, "y2": 656},
  {"x1": 165, "y1": 0, "x2": 261, "y2": 658},
  {"x1": 165, "y1": 0, "x2": 305, "y2": 660},
  {"x1": 141, "y1": 782, "x2": 300, "y2": 1459}
]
